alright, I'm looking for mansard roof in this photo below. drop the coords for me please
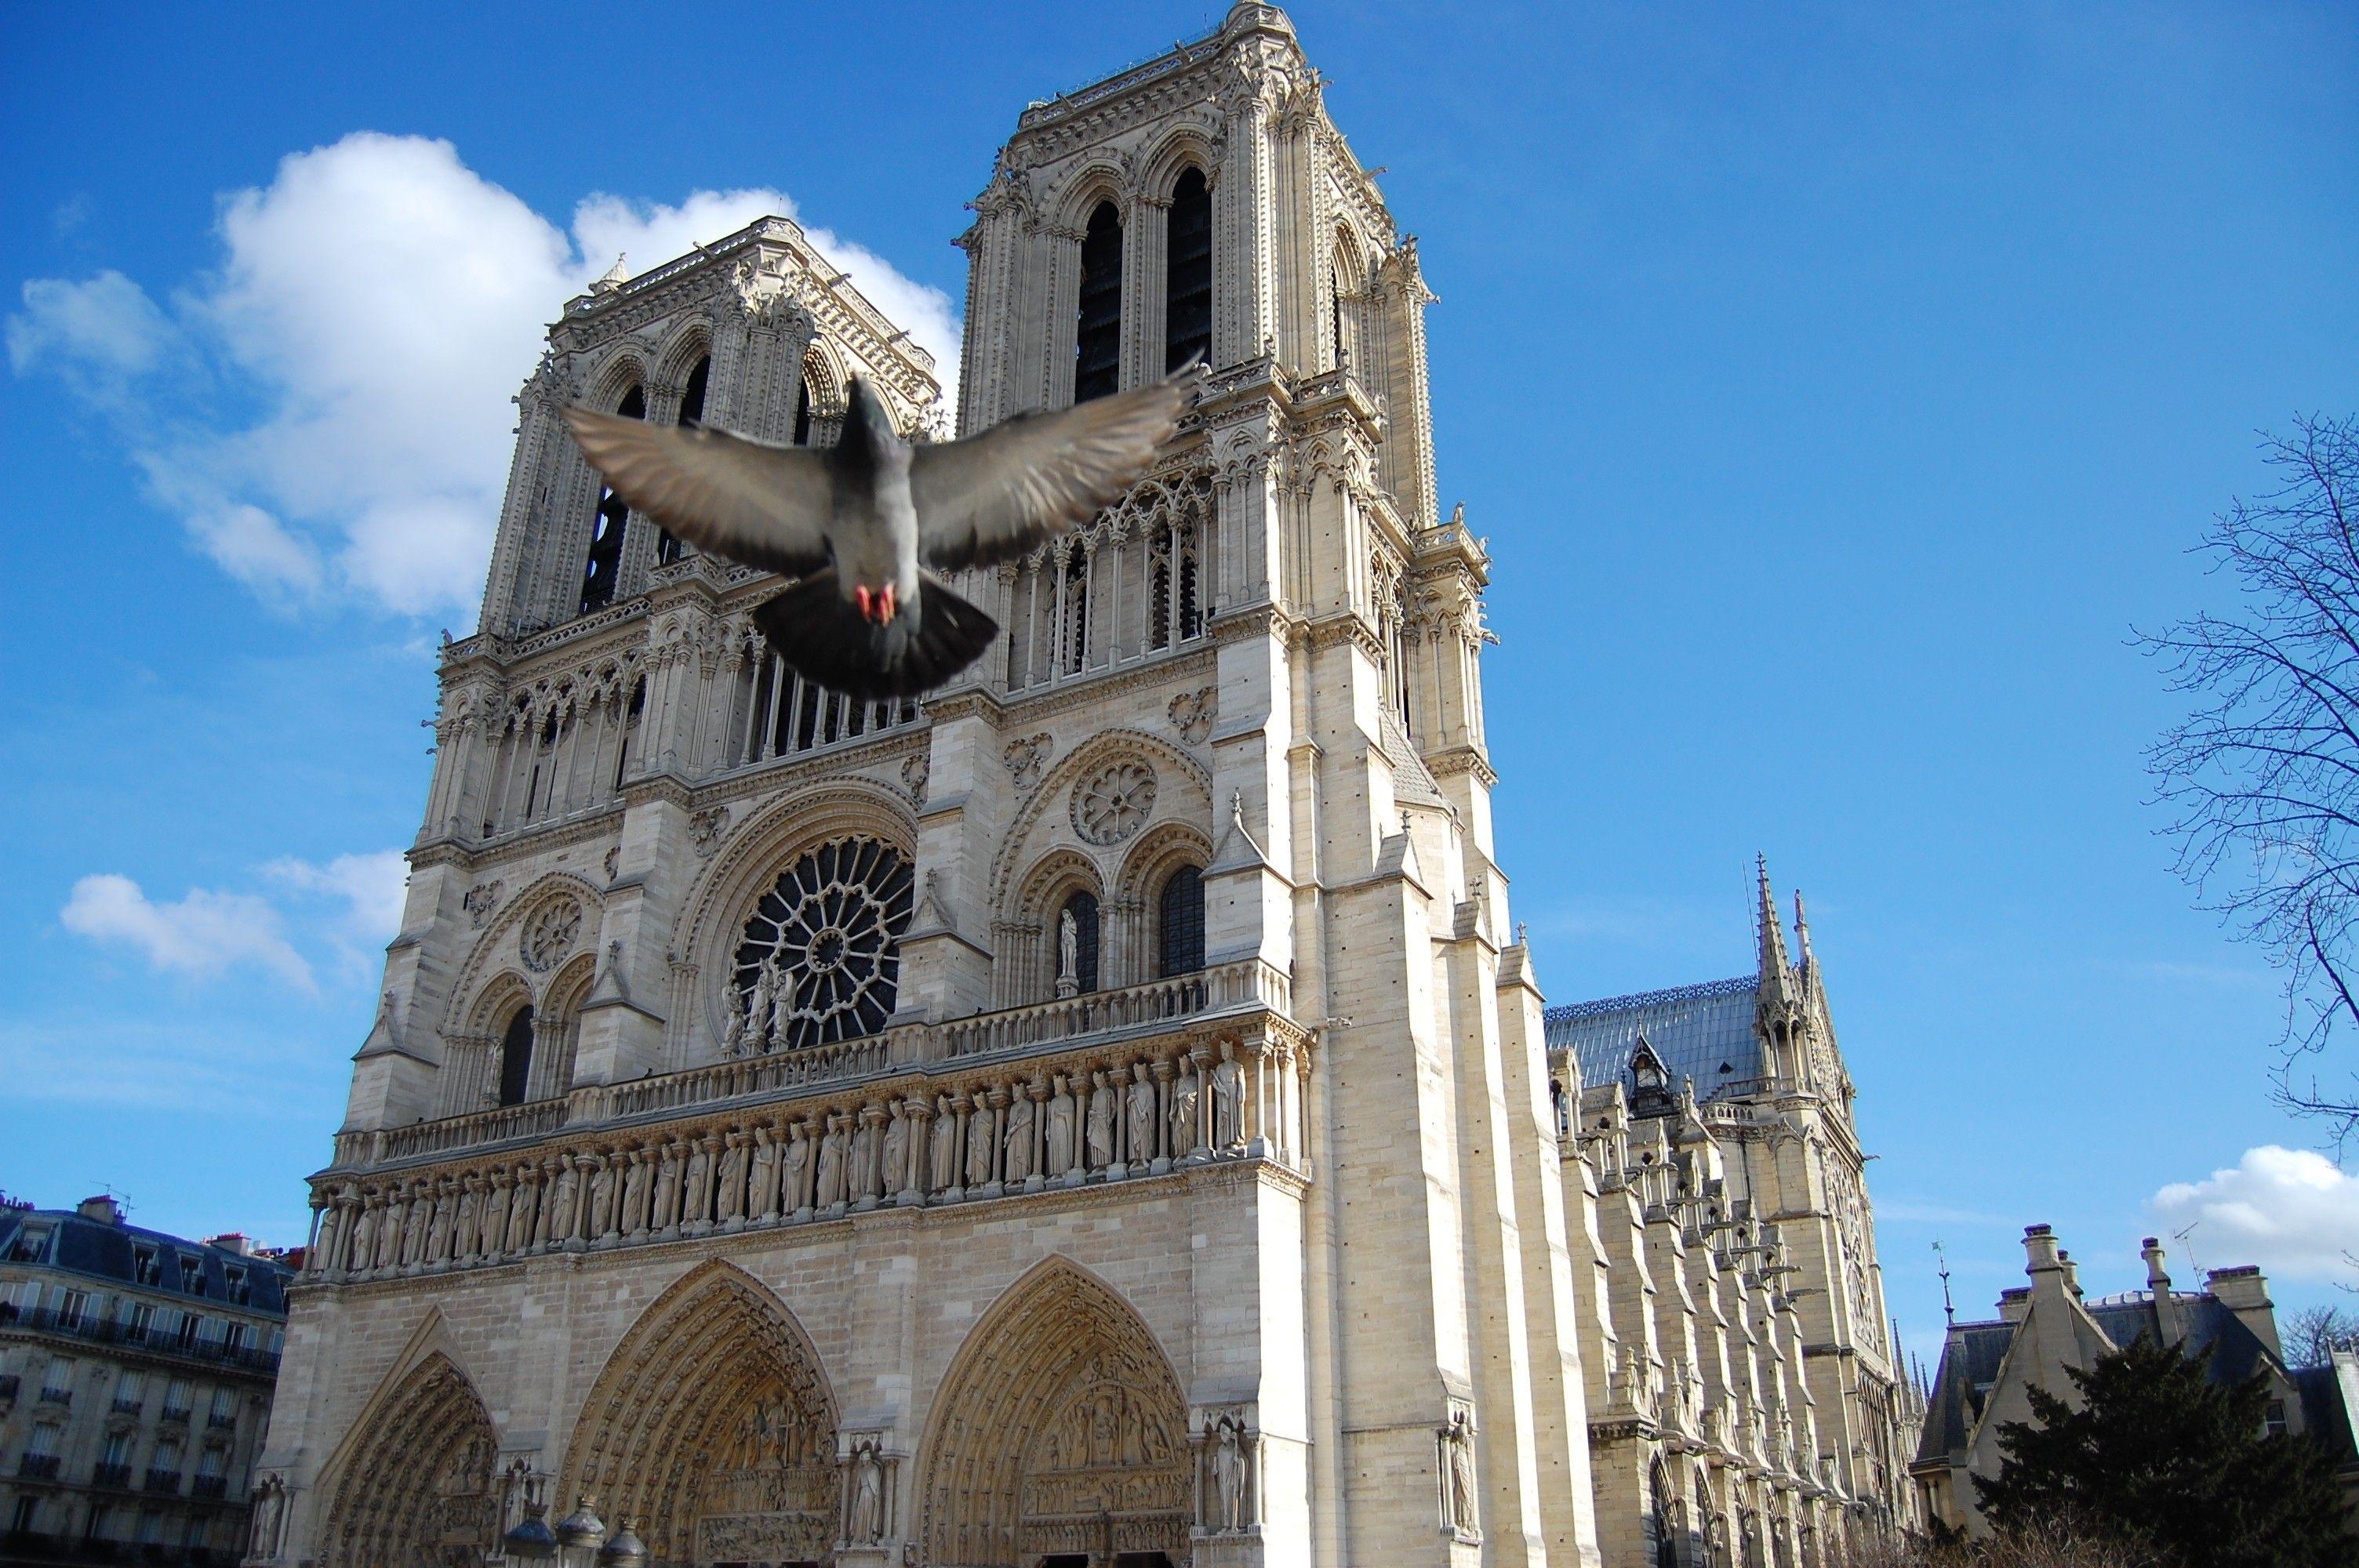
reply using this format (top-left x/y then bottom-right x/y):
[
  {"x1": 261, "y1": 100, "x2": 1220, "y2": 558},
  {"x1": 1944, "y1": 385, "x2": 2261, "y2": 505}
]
[
  {"x1": 0, "y1": 1203, "x2": 295, "y2": 1319},
  {"x1": 1544, "y1": 975, "x2": 1763, "y2": 1102}
]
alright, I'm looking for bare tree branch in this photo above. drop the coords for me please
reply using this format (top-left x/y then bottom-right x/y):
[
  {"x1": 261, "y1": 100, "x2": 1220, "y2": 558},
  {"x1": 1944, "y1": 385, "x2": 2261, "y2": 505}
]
[{"x1": 2139, "y1": 413, "x2": 2359, "y2": 1142}]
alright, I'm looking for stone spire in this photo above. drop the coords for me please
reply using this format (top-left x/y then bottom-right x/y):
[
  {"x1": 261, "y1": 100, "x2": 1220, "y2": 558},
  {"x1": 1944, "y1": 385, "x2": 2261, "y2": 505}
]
[
  {"x1": 591, "y1": 253, "x2": 630, "y2": 295},
  {"x1": 1756, "y1": 856, "x2": 1799, "y2": 1009}
]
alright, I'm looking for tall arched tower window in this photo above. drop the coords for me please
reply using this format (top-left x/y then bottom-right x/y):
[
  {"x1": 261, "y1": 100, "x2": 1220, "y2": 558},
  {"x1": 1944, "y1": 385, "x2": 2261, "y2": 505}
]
[
  {"x1": 1158, "y1": 865, "x2": 1205, "y2": 978},
  {"x1": 496, "y1": 1005, "x2": 535, "y2": 1108},
  {"x1": 654, "y1": 357, "x2": 709, "y2": 566},
  {"x1": 794, "y1": 363, "x2": 816, "y2": 445},
  {"x1": 1059, "y1": 890, "x2": 1100, "y2": 994},
  {"x1": 1165, "y1": 169, "x2": 1212, "y2": 372},
  {"x1": 579, "y1": 384, "x2": 645, "y2": 613},
  {"x1": 1074, "y1": 200, "x2": 1123, "y2": 403}
]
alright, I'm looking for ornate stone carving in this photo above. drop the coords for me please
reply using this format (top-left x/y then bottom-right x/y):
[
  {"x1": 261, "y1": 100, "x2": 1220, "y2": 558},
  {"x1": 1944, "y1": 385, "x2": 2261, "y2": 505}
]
[
  {"x1": 520, "y1": 897, "x2": 583, "y2": 973},
  {"x1": 463, "y1": 881, "x2": 503, "y2": 929},
  {"x1": 689, "y1": 805, "x2": 730, "y2": 856},
  {"x1": 1167, "y1": 686, "x2": 1216, "y2": 745},
  {"x1": 900, "y1": 750, "x2": 930, "y2": 806},
  {"x1": 1070, "y1": 758, "x2": 1158, "y2": 844},
  {"x1": 1439, "y1": 1406, "x2": 1480, "y2": 1540},
  {"x1": 1003, "y1": 733, "x2": 1053, "y2": 789}
]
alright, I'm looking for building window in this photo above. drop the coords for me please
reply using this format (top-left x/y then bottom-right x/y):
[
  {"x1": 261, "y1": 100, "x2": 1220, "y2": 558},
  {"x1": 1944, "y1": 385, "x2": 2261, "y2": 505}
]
[
  {"x1": 497, "y1": 1005, "x2": 536, "y2": 1108},
  {"x1": 113, "y1": 1369, "x2": 144, "y2": 1414},
  {"x1": 656, "y1": 356, "x2": 709, "y2": 565},
  {"x1": 1061, "y1": 548, "x2": 1090, "y2": 673},
  {"x1": 162, "y1": 1379, "x2": 192, "y2": 1422},
  {"x1": 7, "y1": 1224, "x2": 49, "y2": 1262},
  {"x1": 176, "y1": 1312, "x2": 202, "y2": 1349},
  {"x1": 1165, "y1": 167, "x2": 1212, "y2": 371},
  {"x1": 579, "y1": 384, "x2": 646, "y2": 614},
  {"x1": 2264, "y1": 1399, "x2": 2288, "y2": 1438},
  {"x1": 133, "y1": 1244, "x2": 161, "y2": 1286},
  {"x1": 56, "y1": 1289, "x2": 87, "y2": 1330},
  {"x1": 224, "y1": 1265, "x2": 249, "y2": 1305},
  {"x1": 1158, "y1": 865, "x2": 1205, "y2": 978},
  {"x1": 1059, "y1": 891, "x2": 1101, "y2": 994},
  {"x1": 179, "y1": 1254, "x2": 205, "y2": 1294},
  {"x1": 40, "y1": 1357, "x2": 72, "y2": 1402},
  {"x1": 124, "y1": 1301, "x2": 154, "y2": 1342},
  {"x1": 8, "y1": 1497, "x2": 35, "y2": 1534},
  {"x1": 1074, "y1": 200, "x2": 1123, "y2": 403},
  {"x1": 209, "y1": 1386, "x2": 238, "y2": 1428},
  {"x1": 82, "y1": 1505, "x2": 111, "y2": 1544}
]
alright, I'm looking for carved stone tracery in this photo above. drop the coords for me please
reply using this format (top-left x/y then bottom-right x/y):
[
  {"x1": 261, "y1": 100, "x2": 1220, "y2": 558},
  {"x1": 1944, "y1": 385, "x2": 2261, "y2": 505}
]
[{"x1": 317, "y1": 1353, "x2": 498, "y2": 1568}]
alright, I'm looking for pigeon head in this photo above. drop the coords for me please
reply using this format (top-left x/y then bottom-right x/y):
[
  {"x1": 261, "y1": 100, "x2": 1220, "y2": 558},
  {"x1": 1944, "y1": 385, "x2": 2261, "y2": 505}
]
[{"x1": 842, "y1": 377, "x2": 900, "y2": 458}]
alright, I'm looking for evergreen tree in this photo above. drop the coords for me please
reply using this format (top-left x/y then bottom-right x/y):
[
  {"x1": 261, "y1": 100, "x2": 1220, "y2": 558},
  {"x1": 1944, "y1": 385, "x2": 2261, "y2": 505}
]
[{"x1": 1975, "y1": 1332, "x2": 2356, "y2": 1568}]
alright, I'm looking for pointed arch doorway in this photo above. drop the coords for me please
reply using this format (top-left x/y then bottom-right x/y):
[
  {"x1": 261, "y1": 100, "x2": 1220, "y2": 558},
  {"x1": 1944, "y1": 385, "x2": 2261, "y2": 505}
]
[
  {"x1": 560, "y1": 1261, "x2": 839, "y2": 1567},
  {"x1": 918, "y1": 1260, "x2": 1189, "y2": 1568}
]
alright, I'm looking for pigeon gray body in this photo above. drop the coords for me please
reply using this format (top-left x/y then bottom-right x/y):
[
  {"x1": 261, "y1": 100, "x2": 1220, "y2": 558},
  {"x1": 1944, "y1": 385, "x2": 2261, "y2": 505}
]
[{"x1": 562, "y1": 364, "x2": 1198, "y2": 699}]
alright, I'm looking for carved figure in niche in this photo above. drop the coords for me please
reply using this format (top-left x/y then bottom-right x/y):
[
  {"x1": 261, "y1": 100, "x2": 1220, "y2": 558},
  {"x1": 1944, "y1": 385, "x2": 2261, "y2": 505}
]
[
  {"x1": 751, "y1": 947, "x2": 787, "y2": 1047},
  {"x1": 620, "y1": 1149, "x2": 652, "y2": 1234},
  {"x1": 682, "y1": 1138, "x2": 714, "y2": 1225},
  {"x1": 347, "y1": 1204, "x2": 376, "y2": 1274},
  {"x1": 248, "y1": 1473, "x2": 287, "y2": 1561},
  {"x1": 453, "y1": 1180, "x2": 481, "y2": 1259},
  {"x1": 1056, "y1": 907, "x2": 1081, "y2": 995},
  {"x1": 718, "y1": 1131, "x2": 749, "y2": 1221},
  {"x1": 1126, "y1": 1063, "x2": 1158, "y2": 1165},
  {"x1": 1443, "y1": 1412, "x2": 1478, "y2": 1535},
  {"x1": 847, "y1": 1443, "x2": 884, "y2": 1543},
  {"x1": 816, "y1": 1113, "x2": 849, "y2": 1208},
  {"x1": 1211, "y1": 1042, "x2": 1244, "y2": 1149},
  {"x1": 750, "y1": 1124, "x2": 780, "y2": 1217},
  {"x1": 649, "y1": 1140, "x2": 682, "y2": 1229},
  {"x1": 1170, "y1": 1062, "x2": 1201, "y2": 1158},
  {"x1": 583, "y1": 1160, "x2": 614, "y2": 1240},
  {"x1": 965, "y1": 1098, "x2": 995, "y2": 1188},
  {"x1": 929, "y1": 1094, "x2": 958, "y2": 1191},
  {"x1": 1046, "y1": 1075, "x2": 1076, "y2": 1177},
  {"x1": 1213, "y1": 1421, "x2": 1247, "y2": 1532},
  {"x1": 842, "y1": 1112, "x2": 872, "y2": 1203},
  {"x1": 1086, "y1": 1071, "x2": 1118, "y2": 1169},
  {"x1": 881, "y1": 1102, "x2": 909, "y2": 1195},
  {"x1": 723, "y1": 1006, "x2": 747, "y2": 1058},
  {"x1": 782, "y1": 1120, "x2": 813, "y2": 1214},
  {"x1": 1005, "y1": 1086, "x2": 1038, "y2": 1182}
]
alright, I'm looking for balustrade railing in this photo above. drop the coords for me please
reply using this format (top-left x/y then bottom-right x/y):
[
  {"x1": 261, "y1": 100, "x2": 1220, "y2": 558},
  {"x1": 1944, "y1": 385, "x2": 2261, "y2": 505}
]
[{"x1": 306, "y1": 979, "x2": 1309, "y2": 1287}]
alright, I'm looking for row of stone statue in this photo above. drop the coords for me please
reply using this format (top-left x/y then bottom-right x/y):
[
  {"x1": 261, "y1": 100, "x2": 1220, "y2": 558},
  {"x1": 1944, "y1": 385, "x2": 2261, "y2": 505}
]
[{"x1": 309, "y1": 1033, "x2": 1305, "y2": 1279}]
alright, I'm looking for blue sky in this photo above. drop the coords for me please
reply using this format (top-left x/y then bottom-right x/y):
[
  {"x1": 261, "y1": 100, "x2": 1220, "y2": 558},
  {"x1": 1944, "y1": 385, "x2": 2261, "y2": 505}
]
[{"x1": 4, "y1": 2, "x2": 2356, "y2": 1364}]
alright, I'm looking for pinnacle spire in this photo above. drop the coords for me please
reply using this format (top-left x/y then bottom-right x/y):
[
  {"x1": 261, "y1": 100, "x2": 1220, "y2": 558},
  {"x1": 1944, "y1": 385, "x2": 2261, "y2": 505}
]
[
  {"x1": 1755, "y1": 855, "x2": 1793, "y2": 982},
  {"x1": 1794, "y1": 889, "x2": 1814, "y2": 970}
]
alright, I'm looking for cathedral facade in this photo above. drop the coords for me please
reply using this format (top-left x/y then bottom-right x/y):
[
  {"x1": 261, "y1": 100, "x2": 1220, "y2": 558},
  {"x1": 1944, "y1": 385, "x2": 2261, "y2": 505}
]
[{"x1": 249, "y1": 8, "x2": 1914, "y2": 1566}]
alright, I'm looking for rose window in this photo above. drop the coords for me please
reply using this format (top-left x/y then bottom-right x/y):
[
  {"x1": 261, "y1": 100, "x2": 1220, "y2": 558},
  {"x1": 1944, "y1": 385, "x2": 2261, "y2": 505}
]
[
  {"x1": 1070, "y1": 759, "x2": 1158, "y2": 845},
  {"x1": 732, "y1": 837, "x2": 913, "y2": 1051}
]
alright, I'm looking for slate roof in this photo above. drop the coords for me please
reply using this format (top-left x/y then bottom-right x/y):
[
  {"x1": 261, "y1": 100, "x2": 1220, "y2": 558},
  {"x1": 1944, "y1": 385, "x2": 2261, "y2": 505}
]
[
  {"x1": 1543, "y1": 975, "x2": 1763, "y2": 1102},
  {"x1": 2294, "y1": 1361, "x2": 2359, "y2": 1466},
  {"x1": 0, "y1": 1206, "x2": 293, "y2": 1319},
  {"x1": 1914, "y1": 1293, "x2": 2285, "y2": 1467}
]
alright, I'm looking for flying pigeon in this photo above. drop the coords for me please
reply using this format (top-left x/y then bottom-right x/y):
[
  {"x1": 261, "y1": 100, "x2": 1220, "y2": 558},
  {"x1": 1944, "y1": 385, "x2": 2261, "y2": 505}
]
[{"x1": 562, "y1": 363, "x2": 1199, "y2": 699}]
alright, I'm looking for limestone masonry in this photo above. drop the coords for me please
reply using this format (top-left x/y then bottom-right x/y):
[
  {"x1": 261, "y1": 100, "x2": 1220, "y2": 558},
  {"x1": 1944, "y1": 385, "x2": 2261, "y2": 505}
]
[{"x1": 250, "y1": 8, "x2": 1920, "y2": 1565}]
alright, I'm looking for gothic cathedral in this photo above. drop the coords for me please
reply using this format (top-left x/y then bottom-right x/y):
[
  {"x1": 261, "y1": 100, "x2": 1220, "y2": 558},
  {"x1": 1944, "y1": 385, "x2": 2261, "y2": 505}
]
[{"x1": 251, "y1": 9, "x2": 1917, "y2": 1566}]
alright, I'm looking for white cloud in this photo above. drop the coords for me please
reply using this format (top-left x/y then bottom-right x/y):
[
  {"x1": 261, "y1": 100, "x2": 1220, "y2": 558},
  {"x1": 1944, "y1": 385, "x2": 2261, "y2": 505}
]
[
  {"x1": 265, "y1": 849, "x2": 411, "y2": 946},
  {"x1": 9, "y1": 133, "x2": 960, "y2": 622},
  {"x1": 5, "y1": 271, "x2": 176, "y2": 403},
  {"x1": 60, "y1": 873, "x2": 314, "y2": 991},
  {"x1": 2148, "y1": 1145, "x2": 2359, "y2": 1285}
]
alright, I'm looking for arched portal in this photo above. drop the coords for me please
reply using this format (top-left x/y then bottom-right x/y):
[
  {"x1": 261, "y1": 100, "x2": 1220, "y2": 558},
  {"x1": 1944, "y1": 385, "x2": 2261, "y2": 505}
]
[
  {"x1": 559, "y1": 1261, "x2": 838, "y2": 1566},
  {"x1": 318, "y1": 1352, "x2": 498, "y2": 1568},
  {"x1": 918, "y1": 1260, "x2": 1187, "y2": 1568}
]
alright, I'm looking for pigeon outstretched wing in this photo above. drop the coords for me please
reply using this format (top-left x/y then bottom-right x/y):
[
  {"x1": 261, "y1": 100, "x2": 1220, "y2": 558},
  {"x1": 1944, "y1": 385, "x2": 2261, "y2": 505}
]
[
  {"x1": 911, "y1": 362, "x2": 1198, "y2": 573},
  {"x1": 562, "y1": 408, "x2": 835, "y2": 575}
]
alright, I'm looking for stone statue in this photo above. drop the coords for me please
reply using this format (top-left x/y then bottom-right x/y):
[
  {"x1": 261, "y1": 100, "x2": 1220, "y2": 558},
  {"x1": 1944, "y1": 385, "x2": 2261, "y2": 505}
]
[
  {"x1": 480, "y1": 1174, "x2": 509, "y2": 1255},
  {"x1": 1211, "y1": 1042, "x2": 1244, "y2": 1149},
  {"x1": 1086, "y1": 1070, "x2": 1117, "y2": 1169},
  {"x1": 1046, "y1": 1076, "x2": 1075, "y2": 1178},
  {"x1": 682, "y1": 1138, "x2": 714, "y2": 1225},
  {"x1": 1004, "y1": 1087, "x2": 1037, "y2": 1182},
  {"x1": 621, "y1": 1149, "x2": 652, "y2": 1234},
  {"x1": 718, "y1": 1131, "x2": 749, "y2": 1221},
  {"x1": 850, "y1": 1113, "x2": 878, "y2": 1203},
  {"x1": 1446, "y1": 1415, "x2": 1477, "y2": 1534},
  {"x1": 929, "y1": 1094, "x2": 958, "y2": 1191},
  {"x1": 782, "y1": 1120, "x2": 813, "y2": 1214},
  {"x1": 1213, "y1": 1421, "x2": 1247, "y2": 1532},
  {"x1": 816, "y1": 1114, "x2": 849, "y2": 1208},
  {"x1": 1126, "y1": 1062, "x2": 1157, "y2": 1166},
  {"x1": 747, "y1": 949, "x2": 782, "y2": 1049},
  {"x1": 1057, "y1": 907, "x2": 1081, "y2": 993},
  {"x1": 881, "y1": 1103, "x2": 909, "y2": 1196},
  {"x1": 246, "y1": 1473, "x2": 287, "y2": 1562},
  {"x1": 1169, "y1": 1063, "x2": 1201, "y2": 1158},
  {"x1": 750, "y1": 1124, "x2": 780, "y2": 1218},
  {"x1": 848, "y1": 1443, "x2": 884, "y2": 1543},
  {"x1": 965, "y1": 1099, "x2": 995, "y2": 1188}
]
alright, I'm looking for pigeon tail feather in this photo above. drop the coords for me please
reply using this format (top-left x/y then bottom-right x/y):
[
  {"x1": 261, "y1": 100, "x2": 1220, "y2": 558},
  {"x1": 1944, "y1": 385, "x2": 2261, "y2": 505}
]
[{"x1": 753, "y1": 571, "x2": 998, "y2": 701}]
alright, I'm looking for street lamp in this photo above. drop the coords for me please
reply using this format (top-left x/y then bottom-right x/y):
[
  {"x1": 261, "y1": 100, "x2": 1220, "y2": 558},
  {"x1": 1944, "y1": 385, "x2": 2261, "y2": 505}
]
[
  {"x1": 502, "y1": 1497, "x2": 558, "y2": 1563},
  {"x1": 554, "y1": 1497, "x2": 607, "y2": 1568}
]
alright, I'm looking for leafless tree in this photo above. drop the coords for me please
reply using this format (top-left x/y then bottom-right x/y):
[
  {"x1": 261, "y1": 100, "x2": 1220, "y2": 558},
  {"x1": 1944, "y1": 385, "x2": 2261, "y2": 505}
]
[
  {"x1": 2284, "y1": 1302, "x2": 2359, "y2": 1367},
  {"x1": 2143, "y1": 414, "x2": 2359, "y2": 1140}
]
